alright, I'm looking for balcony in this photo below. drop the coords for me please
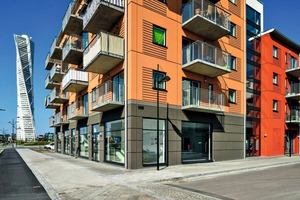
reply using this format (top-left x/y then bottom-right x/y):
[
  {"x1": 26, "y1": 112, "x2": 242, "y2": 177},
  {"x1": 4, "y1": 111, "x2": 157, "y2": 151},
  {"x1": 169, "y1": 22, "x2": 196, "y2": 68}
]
[
  {"x1": 83, "y1": 0, "x2": 124, "y2": 34},
  {"x1": 61, "y1": 1, "x2": 83, "y2": 35},
  {"x1": 67, "y1": 101, "x2": 89, "y2": 120},
  {"x1": 49, "y1": 88, "x2": 69, "y2": 104},
  {"x1": 45, "y1": 53, "x2": 56, "y2": 70},
  {"x1": 45, "y1": 96, "x2": 60, "y2": 109},
  {"x1": 286, "y1": 65, "x2": 300, "y2": 77},
  {"x1": 49, "y1": 37, "x2": 62, "y2": 60},
  {"x1": 50, "y1": 63, "x2": 65, "y2": 83},
  {"x1": 182, "y1": 87, "x2": 224, "y2": 113},
  {"x1": 286, "y1": 83, "x2": 300, "y2": 101},
  {"x1": 91, "y1": 80, "x2": 124, "y2": 112},
  {"x1": 182, "y1": 0, "x2": 230, "y2": 40},
  {"x1": 62, "y1": 69, "x2": 88, "y2": 93},
  {"x1": 83, "y1": 31, "x2": 124, "y2": 74},
  {"x1": 45, "y1": 75, "x2": 60, "y2": 90},
  {"x1": 62, "y1": 36, "x2": 83, "y2": 65},
  {"x1": 49, "y1": 116, "x2": 55, "y2": 127},
  {"x1": 182, "y1": 41, "x2": 231, "y2": 77},
  {"x1": 50, "y1": 112, "x2": 69, "y2": 127},
  {"x1": 286, "y1": 110, "x2": 300, "y2": 124}
]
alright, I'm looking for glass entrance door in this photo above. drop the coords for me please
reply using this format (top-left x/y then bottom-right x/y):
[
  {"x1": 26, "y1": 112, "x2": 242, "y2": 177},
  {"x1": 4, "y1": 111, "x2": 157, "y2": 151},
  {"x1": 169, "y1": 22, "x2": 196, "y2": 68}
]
[
  {"x1": 182, "y1": 122, "x2": 211, "y2": 163},
  {"x1": 92, "y1": 124, "x2": 100, "y2": 162}
]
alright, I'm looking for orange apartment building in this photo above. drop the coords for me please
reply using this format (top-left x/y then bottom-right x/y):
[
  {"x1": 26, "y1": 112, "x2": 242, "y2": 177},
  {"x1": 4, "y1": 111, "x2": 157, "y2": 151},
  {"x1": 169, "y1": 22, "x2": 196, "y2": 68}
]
[
  {"x1": 45, "y1": 0, "x2": 246, "y2": 169},
  {"x1": 257, "y1": 29, "x2": 300, "y2": 156}
]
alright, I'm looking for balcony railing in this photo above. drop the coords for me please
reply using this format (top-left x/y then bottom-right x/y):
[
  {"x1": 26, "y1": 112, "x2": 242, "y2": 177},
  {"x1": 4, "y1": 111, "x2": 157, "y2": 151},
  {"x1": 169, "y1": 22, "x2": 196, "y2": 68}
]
[
  {"x1": 62, "y1": 36, "x2": 83, "y2": 65},
  {"x1": 49, "y1": 116, "x2": 55, "y2": 127},
  {"x1": 83, "y1": 0, "x2": 124, "y2": 33},
  {"x1": 49, "y1": 63, "x2": 65, "y2": 82},
  {"x1": 67, "y1": 101, "x2": 89, "y2": 120},
  {"x1": 45, "y1": 75, "x2": 60, "y2": 90},
  {"x1": 91, "y1": 80, "x2": 124, "y2": 112},
  {"x1": 45, "y1": 96, "x2": 60, "y2": 109},
  {"x1": 45, "y1": 53, "x2": 55, "y2": 70},
  {"x1": 83, "y1": 31, "x2": 124, "y2": 74},
  {"x1": 55, "y1": 112, "x2": 69, "y2": 125},
  {"x1": 286, "y1": 63, "x2": 300, "y2": 77},
  {"x1": 49, "y1": 88, "x2": 69, "y2": 104},
  {"x1": 286, "y1": 83, "x2": 300, "y2": 100},
  {"x1": 182, "y1": 0, "x2": 230, "y2": 40},
  {"x1": 49, "y1": 37, "x2": 62, "y2": 60},
  {"x1": 182, "y1": 41, "x2": 230, "y2": 77},
  {"x1": 62, "y1": 1, "x2": 83, "y2": 35},
  {"x1": 62, "y1": 69, "x2": 88, "y2": 93},
  {"x1": 182, "y1": 87, "x2": 224, "y2": 113},
  {"x1": 286, "y1": 110, "x2": 300, "y2": 124}
]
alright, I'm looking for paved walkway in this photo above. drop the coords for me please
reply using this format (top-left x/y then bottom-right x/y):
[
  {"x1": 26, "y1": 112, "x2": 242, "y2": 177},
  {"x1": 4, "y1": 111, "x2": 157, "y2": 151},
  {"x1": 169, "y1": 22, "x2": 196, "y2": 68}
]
[{"x1": 7, "y1": 147, "x2": 300, "y2": 199}]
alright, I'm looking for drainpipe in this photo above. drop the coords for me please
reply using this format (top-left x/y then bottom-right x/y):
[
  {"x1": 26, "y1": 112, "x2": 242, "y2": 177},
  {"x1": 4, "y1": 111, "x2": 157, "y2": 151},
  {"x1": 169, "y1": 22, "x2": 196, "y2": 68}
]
[{"x1": 124, "y1": 0, "x2": 129, "y2": 169}]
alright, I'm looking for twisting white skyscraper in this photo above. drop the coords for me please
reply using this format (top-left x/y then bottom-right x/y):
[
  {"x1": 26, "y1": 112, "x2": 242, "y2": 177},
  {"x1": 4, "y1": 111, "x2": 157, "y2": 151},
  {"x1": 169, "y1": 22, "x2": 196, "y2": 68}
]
[{"x1": 14, "y1": 34, "x2": 35, "y2": 141}]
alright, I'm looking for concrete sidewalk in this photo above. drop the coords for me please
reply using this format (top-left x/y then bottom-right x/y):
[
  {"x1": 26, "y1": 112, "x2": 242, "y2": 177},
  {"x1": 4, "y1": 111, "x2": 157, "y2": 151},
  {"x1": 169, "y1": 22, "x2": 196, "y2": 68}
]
[{"x1": 15, "y1": 147, "x2": 300, "y2": 200}]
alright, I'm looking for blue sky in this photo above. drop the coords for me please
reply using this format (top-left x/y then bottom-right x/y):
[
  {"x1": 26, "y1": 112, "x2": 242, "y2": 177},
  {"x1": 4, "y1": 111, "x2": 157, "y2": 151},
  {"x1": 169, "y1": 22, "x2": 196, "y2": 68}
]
[{"x1": 0, "y1": 0, "x2": 299, "y2": 136}]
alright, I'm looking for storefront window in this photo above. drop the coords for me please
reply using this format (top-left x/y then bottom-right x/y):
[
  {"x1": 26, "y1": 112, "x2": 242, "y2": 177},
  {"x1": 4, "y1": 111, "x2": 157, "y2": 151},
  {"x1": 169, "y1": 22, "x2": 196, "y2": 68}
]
[
  {"x1": 142, "y1": 118, "x2": 166, "y2": 165},
  {"x1": 92, "y1": 124, "x2": 100, "y2": 162},
  {"x1": 57, "y1": 132, "x2": 61, "y2": 153},
  {"x1": 105, "y1": 119, "x2": 125, "y2": 164},
  {"x1": 64, "y1": 130, "x2": 70, "y2": 154},
  {"x1": 71, "y1": 129, "x2": 76, "y2": 156},
  {"x1": 79, "y1": 126, "x2": 89, "y2": 158}
]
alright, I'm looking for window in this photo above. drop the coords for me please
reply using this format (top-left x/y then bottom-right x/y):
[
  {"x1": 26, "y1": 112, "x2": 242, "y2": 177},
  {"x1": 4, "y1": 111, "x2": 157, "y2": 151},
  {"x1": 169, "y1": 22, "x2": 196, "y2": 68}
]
[
  {"x1": 273, "y1": 46, "x2": 278, "y2": 58},
  {"x1": 230, "y1": 23, "x2": 236, "y2": 37},
  {"x1": 153, "y1": 71, "x2": 167, "y2": 90},
  {"x1": 290, "y1": 56, "x2": 297, "y2": 69},
  {"x1": 91, "y1": 88, "x2": 97, "y2": 103},
  {"x1": 229, "y1": 0, "x2": 236, "y2": 4},
  {"x1": 273, "y1": 73, "x2": 278, "y2": 85},
  {"x1": 159, "y1": 0, "x2": 166, "y2": 3},
  {"x1": 273, "y1": 100, "x2": 278, "y2": 112},
  {"x1": 229, "y1": 89, "x2": 236, "y2": 103},
  {"x1": 153, "y1": 25, "x2": 166, "y2": 46},
  {"x1": 230, "y1": 56, "x2": 236, "y2": 70},
  {"x1": 143, "y1": 118, "x2": 166, "y2": 165}
]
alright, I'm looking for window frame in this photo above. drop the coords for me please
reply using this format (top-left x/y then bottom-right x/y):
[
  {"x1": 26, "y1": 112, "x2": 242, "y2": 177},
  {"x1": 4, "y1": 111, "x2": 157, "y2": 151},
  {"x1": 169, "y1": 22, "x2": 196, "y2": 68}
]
[
  {"x1": 229, "y1": 89, "x2": 236, "y2": 104},
  {"x1": 152, "y1": 25, "x2": 166, "y2": 47},
  {"x1": 273, "y1": 73, "x2": 278, "y2": 85},
  {"x1": 230, "y1": 56, "x2": 237, "y2": 70},
  {"x1": 273, "y1": 46, "x2": 278, "y2": 58},
  {"x1": 290, "y1": 56, "x2": 297, "y2": 69},
  {"x1": 230, "y1": 23, "x2": 236, "y2": 37},
  {"x1": 158, "y1": 0, "x2": 166, "y2": 3},
  {"x1": 273, "y1": 100, "x2": 278, "y2": 112},
  {"x1": 152, "y1": 70, "x2": 167, "y2": 90}
]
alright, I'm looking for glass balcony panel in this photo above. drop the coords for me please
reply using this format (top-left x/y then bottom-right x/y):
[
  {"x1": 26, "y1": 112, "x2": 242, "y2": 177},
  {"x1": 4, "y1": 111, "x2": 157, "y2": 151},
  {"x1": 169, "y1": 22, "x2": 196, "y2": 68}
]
[
  {"x1": 286, "y1": 82, "x2": 300, "y2": 100},
  {"x1": 182, "y1": 0, "x2": 230, "y2": 40},
  {"x1": 62, "y1": 2, "x2": 83, "y2": 35},
  {"x1": 182, "y1": 41, "x2": 230, "y2": 77},
  {"x1": 49, "y1": 38, "x2": 62, "y2": 60},
  {"x1": 62, "y1": 36, "x2": 83, "y2": 65},
  {"x1": 83, "y1": 0, "x2": 124, "y2": 33},
  {"x1": 49, "y1": 88, "x2": 69, "y2": 104}
]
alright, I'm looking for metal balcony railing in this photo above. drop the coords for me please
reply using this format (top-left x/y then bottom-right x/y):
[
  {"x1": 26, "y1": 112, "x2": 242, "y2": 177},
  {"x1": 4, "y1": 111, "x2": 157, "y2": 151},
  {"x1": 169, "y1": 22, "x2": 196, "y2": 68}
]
[
  {"x1": 182, "y1": 0, "x2": 230, "y2": 40},
  {"x1": 49, "y1": 88, "x2": 68, "y2": 103},
  {"x1": 62, "y1": 36, "x2": 82, "y2": 64},
  {"x1": 91, "y1": 80, "x2": 124, "y2": 110},
  {"x1": 182, "y1": 87, "x2": 224, "y2": 112},
  {"x1": 182, "y1": 41, "x2": 230, "y2": 76},
  {"x1": 286, "y1": 110, "x2": 300, "y2": 122}
]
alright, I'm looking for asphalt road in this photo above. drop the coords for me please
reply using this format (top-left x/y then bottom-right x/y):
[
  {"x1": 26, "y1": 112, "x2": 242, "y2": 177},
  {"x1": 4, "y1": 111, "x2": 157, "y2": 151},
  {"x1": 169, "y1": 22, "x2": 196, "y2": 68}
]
[
  {"x1": 169, "y1": 163, "x2": 300, "y2": 200},
  {"x1": 0, "y1": 147, "x2": 50, "y2": 200}
]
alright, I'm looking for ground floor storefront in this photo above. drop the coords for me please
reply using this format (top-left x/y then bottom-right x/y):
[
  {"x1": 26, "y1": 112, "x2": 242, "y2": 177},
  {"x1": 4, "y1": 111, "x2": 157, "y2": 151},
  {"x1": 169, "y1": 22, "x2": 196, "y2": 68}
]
[{"x1": 54, "y1": 101, "x2": 245, "y2": 169}]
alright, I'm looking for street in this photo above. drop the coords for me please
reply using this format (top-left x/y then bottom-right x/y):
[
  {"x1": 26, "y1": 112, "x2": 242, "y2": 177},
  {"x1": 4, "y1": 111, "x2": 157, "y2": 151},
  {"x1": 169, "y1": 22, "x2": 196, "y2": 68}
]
[
  {"x1": 0, "y1": 147, "x2": 50, "y2": 200},
  {"x1": 169, "y1": 163, "x2": 300, "y2": 200}
]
